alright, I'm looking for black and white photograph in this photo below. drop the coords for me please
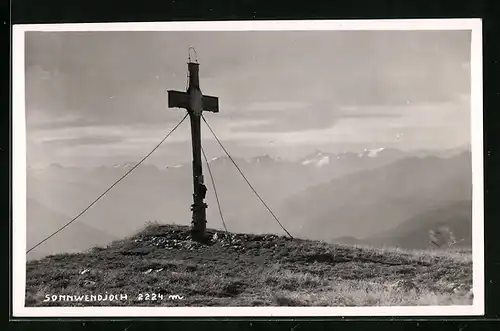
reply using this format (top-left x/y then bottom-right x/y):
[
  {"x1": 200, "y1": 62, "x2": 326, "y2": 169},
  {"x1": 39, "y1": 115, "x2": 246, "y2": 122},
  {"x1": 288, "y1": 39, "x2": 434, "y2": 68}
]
[{"x1": 12, "y1": 19, "x2": 483, "y2": 317}]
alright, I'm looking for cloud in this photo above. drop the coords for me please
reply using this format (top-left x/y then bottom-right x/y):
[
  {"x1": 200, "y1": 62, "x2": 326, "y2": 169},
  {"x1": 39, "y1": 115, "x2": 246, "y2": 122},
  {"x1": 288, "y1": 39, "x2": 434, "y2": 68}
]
[
  {"x1": 209, "y1": 95, "x2": 470, "y2": 148},
  {"x1": 24, "y1": 30, "x2": 472, "y2": 166},
  {"x1": 226, "y1": 119, "x2": 275, "y2": 129},
  {"x1": 41, "y1": 136, "x2": 125, "y2": 147},
  {"x1": 25, "y1": 30, "x2": 470, "y2": 128},
  {"x1": 28, "y1": 116, "x2": 96, "y2": 130},
  {"x1": 226, "y1": 101, "x2": 404, "y2": 133},
  {"x1": 30, "y1": 119, "x2": 192, "y2": 148},
  {"x1": 244, "y1": 101, "x2": 309, "y2": 112}
]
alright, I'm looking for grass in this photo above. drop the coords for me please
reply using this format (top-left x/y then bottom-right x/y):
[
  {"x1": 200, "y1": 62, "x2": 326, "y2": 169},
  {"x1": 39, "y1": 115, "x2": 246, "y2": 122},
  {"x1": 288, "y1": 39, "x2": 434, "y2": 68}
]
[{"x1": 25, "y1": 223, "x2": 473, "y2": 307}]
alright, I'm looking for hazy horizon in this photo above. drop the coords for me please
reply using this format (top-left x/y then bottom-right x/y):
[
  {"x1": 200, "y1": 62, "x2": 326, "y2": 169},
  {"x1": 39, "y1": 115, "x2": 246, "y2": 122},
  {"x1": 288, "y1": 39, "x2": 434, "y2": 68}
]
[
  {"x1": 27, "y1": 145, "x2": 471, "y2": 169},
  {"x1": 25, "y1": 30, "x2": 471, "y2": 168}
]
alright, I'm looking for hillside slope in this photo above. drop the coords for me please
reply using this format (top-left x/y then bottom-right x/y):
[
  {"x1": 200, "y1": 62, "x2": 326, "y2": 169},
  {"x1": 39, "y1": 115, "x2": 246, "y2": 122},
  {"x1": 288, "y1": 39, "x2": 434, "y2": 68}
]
[
  {"x1": 366, "y1": 201, "x2": 472, "y2": 249},
  {"x1": 25, "y1": 224, "x2": 473, "y2": 307},
  {"x1": 280, "y1": 152, "x2": 472, "y2": 241},
  {"x1": 26, "y1": 198, "x2": 117, "y2": 260}
]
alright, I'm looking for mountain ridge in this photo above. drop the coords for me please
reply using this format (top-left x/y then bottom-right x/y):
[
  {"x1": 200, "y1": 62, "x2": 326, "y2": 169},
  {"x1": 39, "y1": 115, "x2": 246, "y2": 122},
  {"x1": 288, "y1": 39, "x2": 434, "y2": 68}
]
[{"x1": 29, "y1": 146, "x2": 470, "y2": 171}]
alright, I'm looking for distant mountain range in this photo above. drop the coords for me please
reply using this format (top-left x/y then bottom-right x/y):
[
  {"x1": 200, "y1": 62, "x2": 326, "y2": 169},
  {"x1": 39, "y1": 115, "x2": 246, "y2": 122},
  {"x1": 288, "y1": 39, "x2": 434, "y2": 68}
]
[
  {"x1": 280, "y1": 151, "x2": 472, "y2": 247},
  {"x1": 25, "y1": 146, "x2": 473, "y2": 257},
  {"x1": 299, "y1": 148, "x2": 400, "y2": 166}
]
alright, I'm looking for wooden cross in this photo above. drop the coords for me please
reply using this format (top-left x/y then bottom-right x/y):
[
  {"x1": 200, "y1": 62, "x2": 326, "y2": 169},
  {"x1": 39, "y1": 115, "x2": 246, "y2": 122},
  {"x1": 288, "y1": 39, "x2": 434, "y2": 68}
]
[{"x1": 167, "y1": 61, "x2": 219, "y2": 241}]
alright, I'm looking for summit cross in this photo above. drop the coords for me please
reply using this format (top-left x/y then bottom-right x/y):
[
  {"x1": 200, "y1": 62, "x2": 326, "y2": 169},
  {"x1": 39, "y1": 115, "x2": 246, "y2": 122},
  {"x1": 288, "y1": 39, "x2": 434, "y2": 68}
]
[{"x1": 167, "y1": 58, "x2": 219, "y2": 241}]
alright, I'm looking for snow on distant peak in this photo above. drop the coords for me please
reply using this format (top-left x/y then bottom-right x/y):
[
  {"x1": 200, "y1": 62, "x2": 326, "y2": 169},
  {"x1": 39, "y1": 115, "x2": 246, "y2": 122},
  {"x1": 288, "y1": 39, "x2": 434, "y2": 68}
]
[
  {"x1": 316, "y1": 156, "x2": 330, "y2": 167},
  {"x1": 367, "y1": 147, "x2": 385, "y2": 157},
  {"x1": 207, "y1": 154, "x2": 285, "y2": 166},
  {"x1": 358, "y1": 148, "x2": 386, "y2": 158},
  {"x1": 251, "y1": 154, "x2": 282, "y2": 163},
  {"x1": 112, "y1": 162, "x2": 135, "y2": 169},
  {"x1": 301, "y1": 151, "x2": 331, "y2": 167}
]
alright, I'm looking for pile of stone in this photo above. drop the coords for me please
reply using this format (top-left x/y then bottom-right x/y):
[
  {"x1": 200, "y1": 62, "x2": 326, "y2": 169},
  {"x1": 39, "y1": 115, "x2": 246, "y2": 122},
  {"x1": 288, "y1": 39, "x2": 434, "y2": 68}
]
[
  {"x1": 212, "y1": 232, "x2": 281, "y2": 250},
  {"x1": 135, "y1": 229, "x2": 204, "y2": 251},
  {"x1": 134, "y1": 228, "x2": 285, "y2": 252}
]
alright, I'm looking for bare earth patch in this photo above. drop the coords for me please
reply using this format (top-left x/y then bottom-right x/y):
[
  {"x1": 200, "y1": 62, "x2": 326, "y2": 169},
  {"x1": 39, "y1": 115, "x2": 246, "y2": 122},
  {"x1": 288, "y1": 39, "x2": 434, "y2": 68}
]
[{"x1": 25, "y1": 223, "x2": 473, "y2": 307}]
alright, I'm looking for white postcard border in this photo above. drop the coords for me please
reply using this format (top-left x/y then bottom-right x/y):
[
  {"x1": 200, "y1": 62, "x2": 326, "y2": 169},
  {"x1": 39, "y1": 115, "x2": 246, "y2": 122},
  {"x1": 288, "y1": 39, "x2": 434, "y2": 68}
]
[{"x1": 12, "y1": 18, "x2": 484, "y2": 317}]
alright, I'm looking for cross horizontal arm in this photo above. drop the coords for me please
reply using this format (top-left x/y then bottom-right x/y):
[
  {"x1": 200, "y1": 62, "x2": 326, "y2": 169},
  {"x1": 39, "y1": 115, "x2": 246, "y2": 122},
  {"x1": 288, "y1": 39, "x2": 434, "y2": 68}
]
[
  {"x1": 202, "y1": 95, "x2": 219, "y2": 113},
  {"x1": 168, "y1": 90, "x2": 189, "y2": 109},
  {"x1": 167, "y1": 90, "x2": 219, "y2": 113}
]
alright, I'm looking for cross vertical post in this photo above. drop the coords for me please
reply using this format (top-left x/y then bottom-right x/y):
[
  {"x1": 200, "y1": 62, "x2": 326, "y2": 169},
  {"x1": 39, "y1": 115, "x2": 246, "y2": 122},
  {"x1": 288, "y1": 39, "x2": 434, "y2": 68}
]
[{"x1": 167, "y1": 60, "x2": 219, "y2": 241}]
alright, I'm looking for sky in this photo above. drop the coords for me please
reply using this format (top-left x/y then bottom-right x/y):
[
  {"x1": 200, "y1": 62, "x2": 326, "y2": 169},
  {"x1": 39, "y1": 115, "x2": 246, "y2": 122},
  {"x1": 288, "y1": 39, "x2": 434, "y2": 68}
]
[{"x1": 24, "y1": 29, "x2": 472, "y2": 167}]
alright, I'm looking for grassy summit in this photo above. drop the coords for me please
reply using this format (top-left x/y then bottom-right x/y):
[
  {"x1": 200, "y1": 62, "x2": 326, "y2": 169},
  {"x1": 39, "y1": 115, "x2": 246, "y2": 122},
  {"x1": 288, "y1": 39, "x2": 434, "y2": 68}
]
[{"x1": 26, "y1": 223, "x2": 473, "y2": 307}]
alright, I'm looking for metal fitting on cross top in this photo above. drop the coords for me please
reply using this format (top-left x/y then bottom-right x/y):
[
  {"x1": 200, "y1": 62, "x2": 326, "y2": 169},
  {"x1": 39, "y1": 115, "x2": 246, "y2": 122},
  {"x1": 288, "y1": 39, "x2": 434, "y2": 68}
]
[{"x1": 188, "y1": 46, "x2": 199, "y2": 64}]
